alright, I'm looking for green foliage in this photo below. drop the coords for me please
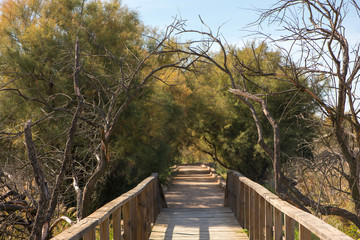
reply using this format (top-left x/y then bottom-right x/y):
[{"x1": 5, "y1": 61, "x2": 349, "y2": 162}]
[
  {"x1": 340, "y1": 223, "x2": 360, "y2": 239},
  {"x1": 326, "y1": 216, "x2": 360, "y2": 239},
  {"x1": 0, "y1": 0, "x2": 318, "y2": 237},
  {"x1": 178, "y1": 43, "x2": 317, "y2": 182},
  {"x1": 0, "y1": 0, "x2": 187, "y2": 233},
  {"x1": 91, "y1": 80, "x2": 190, "y2": 209}
]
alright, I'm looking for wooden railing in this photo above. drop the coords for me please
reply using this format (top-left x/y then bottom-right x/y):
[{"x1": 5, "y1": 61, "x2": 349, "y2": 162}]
[
  {"x1": 52, "y1": 173, "x2": 166, "y2": 240},
  {"x1": 224, "y1": 170, "x2": 353, "y2": 240}
]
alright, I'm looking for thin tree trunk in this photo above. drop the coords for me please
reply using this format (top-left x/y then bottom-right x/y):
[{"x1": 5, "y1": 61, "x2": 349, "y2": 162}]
[
  {"x1": 25, "y1": 121, "x2": 50, "y2": 240},
  {"x1": 80, "y1": 144, "x2": 109, "y2": 218},
  {"x1": 230, "y1": 88, "x2": 283, "y2": 194}
]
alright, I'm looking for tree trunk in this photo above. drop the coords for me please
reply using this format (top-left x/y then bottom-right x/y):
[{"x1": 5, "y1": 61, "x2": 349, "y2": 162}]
[
  {"x1": 230, "y1": 89, "x2": 283, "y2": 194},
  {"x1": 80, "y1": 132, "x2": 109, "y2": 218},
  {"x1": 25, "y1": 121, "x2": 50, "y2": 240}
]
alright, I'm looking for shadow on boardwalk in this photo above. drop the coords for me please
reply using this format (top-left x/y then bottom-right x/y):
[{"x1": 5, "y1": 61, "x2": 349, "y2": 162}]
[{"x1": 149, "y1": 164, "x2": 248, "y2": 240}]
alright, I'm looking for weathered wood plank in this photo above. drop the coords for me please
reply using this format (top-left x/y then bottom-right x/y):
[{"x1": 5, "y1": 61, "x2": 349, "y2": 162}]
[
  {"x1": 254, "y1": 192, "x2": 260, "y2": 240},
  {"x1": 285, "y1": 215, "x2": 295, "y2": 240},
  {"x1": 244, "y1": 185, "x2": 250, "y2": 230},
  {"x1": 249, "y1": 189, "x2": 255, "y2": 240},
  {"x1": 99, "y1": 217, "x2": 109, "y2": 240},
  {"x1": 123, "y1": 201, "x2": 131, "y2": 240},
  {"x1": 274, "y1": 207, "x2": 282, "y2": 240},
  {"x1": 235, "y1": 178, "x2": 240, "y2": 220},
  {"x1": 52, "y1": 174, "x2": 161, "y2": 240},
  {"x1": 259, "y1": 196, "x2": 265, "y2": 240},
  {"x1": 299, "y1": 224, "x2": 311, "y2": 240},
  {"x1": 239, "y1": 181, "x2": 245, "y2": 226},
  {"x1": 52, "y1": 218, "x2": 98, "y2": 240},
  {"x1": 112, "y1": 208, "x2": 122, "y2": 240},
  {"x1": 229, "y1": 170, "x2": 353, "y2": 240},
  {"x1": 83, "y1": 228, "x2": 95, "y2": 240},
  {"x1": 153, "y1": 181, "x2": 159, "y2": 220},
  {"x1": 224, "y1": 175, "x2": 229, "y2": 207},
  {"x1": 149, "y1": 165, "x2": 249, "y2": 240},
  {"x1": 130, "y1": 198, "x2": 138, "y2": 239},
  {"x1": 265, "y1": 201, "x2": 272, "y2": 240}
]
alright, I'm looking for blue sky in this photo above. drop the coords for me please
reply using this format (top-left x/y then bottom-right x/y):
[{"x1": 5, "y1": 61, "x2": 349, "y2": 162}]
[
  {"x1": 122, "y1": 0, "x2": 275, "y2": 46},
  {"x1": 122, "y1": 0, "x2": 360, "y2": 49},
  {"x1": 122, "y1": 0, "x2": 360, "y2": 109}
]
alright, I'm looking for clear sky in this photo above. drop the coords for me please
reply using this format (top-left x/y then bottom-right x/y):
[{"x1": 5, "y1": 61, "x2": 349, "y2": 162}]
[
  {"x1": 122, "y1": 0, "x2": 360, "y2": 109},
  {"x1": 122, "y1": 0, "x2": 360, "y2": 49},
  {"x1": 122, "y1": 0, "x2": 275, "y2": 46}
]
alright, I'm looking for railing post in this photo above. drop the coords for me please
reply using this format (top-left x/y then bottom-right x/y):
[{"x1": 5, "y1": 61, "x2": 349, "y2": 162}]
[
  {"x1": 239, "y1": 181, "x2": 245, "y2": 227},
  {"x1": 50, "y1": 173, "x2": 168, "y2": 240},
  {"x1": 259, "y1": 196, "x2": 265, "y2": 240},
  {"x1": 149, "y1": 180, "x2": 155, "y2": 224},
  {"x1": 274, "y1": 208, "x2": 282, "y2": 240},
  {"x1": 250, "y1": 189, "x2": 255, "y2": 240},
  {"x1": 123, "y1": 200, "x2": 131, "y2": 240},
  {"x1": 231, "y1": 173, "x2": 236, "y2": 212},
  {"x1": 285, "y1": 215, "x2": 295, "y2": 240},
  {"x1": 113, "y1": 208, "x2": 122, "y2": 240},
  {"x1": 265, "y1": 201, "x2": 273, "y2": 240},
  {"x1": 299, "y1": 224, "x2": 311, "y2": 240},
  {"x1": 224, "y1": 171, "x2": 229, "y2": 207},
  {"x1": 141, "y1": 190, "x2": 149, "y2": 239},
  {"x1": 254, "y1": 192, "x2": 260, "y2": 240},
  {"x1": 228, "y1": 172, "x2": 233, "y2": 211},
  {"x1": 83, "y1": 228, "x2": 95, "y2": 240},
  {"x1": 235, "y1": 178, "x2": 241, "y2": 221},
  {"x1": 157, "y1": 181, "x2": 161, "y2": 212},
  {"x1": 244, "y1": 185, "x2": 250, "y2": 230},
  {"x1": 144, "y1": 187, "x2": 151, "y2": 238},
  {"x1": 100, "y1": 217, "x2": 110, "y2": 240},
  {"x1": 130, "y1": 198, "x2": 138, "y2": 239},
  {"x1": 157, "y1": 177, "x2": 167, "y2": 209},
  {"x1": 146, "y1": 184, "x2": 153, "y2": 234},
  {"x1": 136, "y1": 192, "x2": 145, "y2": 240},
  {"x1": 153, "y1": 180, "x2": 159, "y2": 220}
]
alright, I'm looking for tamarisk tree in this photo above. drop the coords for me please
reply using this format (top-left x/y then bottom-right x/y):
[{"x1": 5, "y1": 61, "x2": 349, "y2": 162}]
[
  {"x1": 0, "y1": 0, "x2": 189, "y2": 239},
  {"x1": 170, "y1": 3, "x2": 360, "y2": 228}
]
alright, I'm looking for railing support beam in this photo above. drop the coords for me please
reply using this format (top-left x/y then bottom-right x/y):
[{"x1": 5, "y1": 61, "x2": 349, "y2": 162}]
[
  {"x1": 285, "y1": 215, "x2": 295, "y2": 240},
  {"x1": 100, "y1": 218, "x2": 109, "y2": 240},
  {"x1": 113, "y1": 208, "x2": 122, "y2": 240},
  {"x1": 223, "y1": 170, "x2": 353, "y2": 240},
  {"x1": 51, "y1": 174, "x2": 166, "y2": 240}
]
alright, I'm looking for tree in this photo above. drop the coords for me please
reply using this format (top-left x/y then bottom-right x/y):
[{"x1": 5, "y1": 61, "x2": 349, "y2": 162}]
[
  {"x1": 93, "y1": 77, "x2": 193, "y2": 209},
  {"x1": 176, "y1": 47, "x2": 307, "y2": 181},
  {"x1": 253, "y1": 0, "x2": 360, "y2": 229},
  {"x1": 168, "y1": 13, "x2": 360, "y2": 230},
  {"x1": 166, "y1": 20, "x2": 316, "y2": 190},
  {"x1": 0, "y1": 0, "x2": 189, "y2": 238}
]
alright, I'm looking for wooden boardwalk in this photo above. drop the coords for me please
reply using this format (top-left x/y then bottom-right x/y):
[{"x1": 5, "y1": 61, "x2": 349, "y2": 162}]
[
  {"x1": 149, "y1": 164, "x2": 248, "y2": 240},
  {"x1": 52, "y1": 165, "x2": 353, "y2": 240}
]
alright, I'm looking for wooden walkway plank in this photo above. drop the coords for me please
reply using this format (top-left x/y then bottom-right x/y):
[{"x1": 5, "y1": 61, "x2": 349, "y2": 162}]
[{"x1": 149, "y1": 164, "x2": 249, "y2": 240}]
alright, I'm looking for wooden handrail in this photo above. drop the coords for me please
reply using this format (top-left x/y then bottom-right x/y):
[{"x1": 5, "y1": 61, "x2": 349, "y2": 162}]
[
  {"x1": 224, "y1": 170, "x2": 353, "y2": 240},
  {"x1": 52, "y1": 173, "x2": 166, "y2": 240}
]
